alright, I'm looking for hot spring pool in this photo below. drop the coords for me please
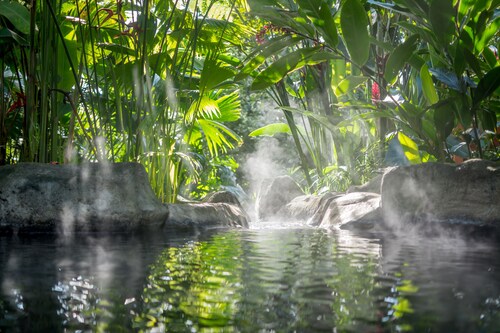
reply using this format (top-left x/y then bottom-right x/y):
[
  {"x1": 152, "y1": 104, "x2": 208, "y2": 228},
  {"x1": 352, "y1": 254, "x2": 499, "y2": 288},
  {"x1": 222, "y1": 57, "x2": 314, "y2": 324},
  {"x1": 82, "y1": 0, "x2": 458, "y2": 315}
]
[{"x1": 1, "y1": 222, "x2": 499, "y2": 332}]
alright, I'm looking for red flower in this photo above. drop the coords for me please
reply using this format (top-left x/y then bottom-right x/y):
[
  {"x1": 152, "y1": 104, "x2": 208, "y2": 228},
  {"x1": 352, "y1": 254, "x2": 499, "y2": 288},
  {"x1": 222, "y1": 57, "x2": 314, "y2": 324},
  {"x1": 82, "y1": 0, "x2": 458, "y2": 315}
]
[
  {"x1": 7, "y1": 92, "x2": 26, "y2": 114},
  {"x1": 371, "y1": 82, "x2": 380, "y2": 102}
]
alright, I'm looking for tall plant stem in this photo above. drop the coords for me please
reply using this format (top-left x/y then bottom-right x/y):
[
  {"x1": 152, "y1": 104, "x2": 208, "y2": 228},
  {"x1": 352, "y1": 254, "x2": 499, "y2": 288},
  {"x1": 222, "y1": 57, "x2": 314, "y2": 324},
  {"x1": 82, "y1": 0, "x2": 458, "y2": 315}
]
[
  {"x1": 275, "y1": 80, "x2": 312, "y2": 188},
  {"x1": 471, "y1": 107, "x2": 484, "y2": 158},
  {"x1": 45, "y1": 0, "x2": 97, "y2": 156},
  {"x1": 0, "y1": 59, "x2": 6, "y2": 165},
  {"x1": 24, "y1": 0, "x2": 38, "y2": 161}
]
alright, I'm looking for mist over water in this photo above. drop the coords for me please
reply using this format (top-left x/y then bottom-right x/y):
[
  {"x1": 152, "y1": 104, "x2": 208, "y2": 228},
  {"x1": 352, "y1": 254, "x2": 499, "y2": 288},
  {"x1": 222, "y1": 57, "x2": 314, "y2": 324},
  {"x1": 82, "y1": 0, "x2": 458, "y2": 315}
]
[
  {"x1": 1, "y1": 226, "x2": 499, "y2": 332},
  {"x1": 242, "y1": 137, "x2": 288, "y2": 194}
]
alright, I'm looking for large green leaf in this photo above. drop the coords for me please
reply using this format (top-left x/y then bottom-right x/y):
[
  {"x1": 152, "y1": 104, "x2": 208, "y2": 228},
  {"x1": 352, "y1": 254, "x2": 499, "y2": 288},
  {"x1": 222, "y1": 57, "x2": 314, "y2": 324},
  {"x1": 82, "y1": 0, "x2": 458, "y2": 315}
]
[
  {"x1": 433, "y1": 102, "x2": 455, "y2": 140},
  {"x1": 186, "y1": 96, "x2": 220, "y2": 123},
  {"x1": 452, "y1": 94, "x2": 472, "y2": 127},
  {"x1": 398, "y1": 132, "x2": 421, "y2": 164},
  {"x1": 472, "y1": 66, "x2": 500, "y2": 107},
  {"x1": 472, "y1": 67, "x2": 500, "y2": 124},
  {"x1": 0, "y1": 1, "x2": 30, "y2": 35},
  {"x1": 334, "y1": 76, "x2": 368, "y2": 96},
  {"x1": 211, "y1": 92, "x2": 241, "y2": 123},
  {"x1": 384, "y1": 34, "x2": 419, "y2": 83},
  {"x1": 196, "y1": 119, "x2": 242, "y2": 156},
  {"x1": 249, "y1": 123, "x2": 291, "y2": 137},
  {"x1": 340, "y1": 0, "x2": 370, "y2": 66},
  {"x1": 429, "y1": 0, "x2": 455, "y2": 45},
  {"x1": 235, "y1": 35, "x2": 305, "y2": 81},
  {"x1": 478, "y1": 107, "x2": 497, "y2": 131},
  {"x1": 199, "y1": 56, "x2": 236, "y2": 92},
  {"x1": 475, "y1": 16, "x2": 500, "y2": 54},
  {"x1": 251, "y1": 47, "x2": 337, "y2": 90},
  {"x1": 297, "y1": 0, "x2": 338, "y2": 47},
  {"x1": 420, "y1": 64, "x2": 439, "y2": 105}
]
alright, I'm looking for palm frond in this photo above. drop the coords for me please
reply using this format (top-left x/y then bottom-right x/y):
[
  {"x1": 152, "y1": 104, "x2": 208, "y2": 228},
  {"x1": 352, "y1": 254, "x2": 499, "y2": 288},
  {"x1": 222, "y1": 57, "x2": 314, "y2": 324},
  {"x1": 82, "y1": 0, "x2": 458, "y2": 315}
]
[{"x1": 196, "y1": 119, "x2": 242, "y2": 156}]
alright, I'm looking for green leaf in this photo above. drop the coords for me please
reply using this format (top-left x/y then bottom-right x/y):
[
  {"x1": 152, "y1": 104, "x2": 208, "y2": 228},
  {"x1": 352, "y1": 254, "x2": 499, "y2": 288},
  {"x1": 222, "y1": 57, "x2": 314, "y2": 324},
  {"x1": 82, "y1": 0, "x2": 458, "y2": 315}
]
[
  {"x1": 200, "y1": 56, "x2": 236, "y2": 92},
  {"x1": 433, "y1": 102, "x2": 455, "y2": 140},
  {"x1": 98, "y1": 43, "x2": 136, "y2": 56},
  {"x1": 396, "y1": 21, "x2": 434, "y2": 46},
  {"x1": 384, "y1": 34, "x2": 419, "y2": 83},
  {"x1": 212, "y1": 92, "x2": 241, "y2": 123},
  {"x1": 235, "y1": 36, "x2": 305, "y2": 81},
  {"x1": 280, "y1": 106, "x2": 339, "y2": 134},
  {"x1": 398, "y1": 132, "x2": 421, "y2": 164},
  {"x1": 452, "y1": 94, "x2": 472, "y2": 126},
  {"x1": 186, "y1": 95, "x2": 220, "y2": 123},
  {"x1": 478, "y1": 107, "x2": 497, "y2": 131},
  {"x1": 251, "y1": 47, "x2": 336, "y2": 90},
  {"x1": 0, "y1": 1, "x2": 30, "y2": 35},
  {"x1": 463, "y1": 47, "x2": 483, "y2": 78},
  {"x1": 297, "y1": 0, "x2": 338, "y2": 47},
  {"x1": 196, "y1": 119, "x2": 242, "y2": 157},
  {"x1": 429, "y1": 68, "x2": 462, "y2": 91},
  {"x1": 340, "y1": 0, "x2": 370, "y2": 66},
  {"x1": 0, "y1": 27, "x2": 27, "y2": 45},
  {"x1": 334, "y1": 76, "x2": 368, "y2": 96},
  {"x1": 473, "y1": 66, "x2": 500, "y2": 107},
  {"x1": 429, "y1": 0, "x2": 455, "y2": 45},
  {"x1": 475, "y1": 16, "x2": 500, "y2": 55},
  {"x1": 420, "y1": 64, "x2": 439, "y2": 105},
  {"x1": 482, "y1": 46, "x2": 498, "y2": 69},
  {"x1": 249, "y1": 123, "x2": 291, "y2": 137}
]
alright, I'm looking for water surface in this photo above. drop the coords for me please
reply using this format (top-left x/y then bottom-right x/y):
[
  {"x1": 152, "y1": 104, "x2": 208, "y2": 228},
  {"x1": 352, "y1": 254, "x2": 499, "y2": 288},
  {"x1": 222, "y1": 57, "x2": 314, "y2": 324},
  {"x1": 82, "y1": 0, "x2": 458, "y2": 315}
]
[{"x1": 1, "y1": 222, "x2": 499, "y2": 332}]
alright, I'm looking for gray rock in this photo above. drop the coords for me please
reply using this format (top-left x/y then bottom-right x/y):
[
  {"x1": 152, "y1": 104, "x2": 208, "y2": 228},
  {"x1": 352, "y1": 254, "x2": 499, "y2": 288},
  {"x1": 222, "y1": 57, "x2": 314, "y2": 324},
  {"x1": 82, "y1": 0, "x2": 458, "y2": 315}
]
[
  {"x1": 381, "y1": 159, "x2": 500, "y2": 227},
  {"x1": 203, "y1": 190, "x2": 251, "y2": 225},
  {"x1": 203, "y1": 190, "x2": 242, "y2": 206},
  {"x1": 318, "y1": 192, "x2": 381, "y2": 230},
  {"x1": 256, "y1": 176, "x2": 303, "y2": 220},
  {"x1": 167, "y1": 202, "x2": 249, "y2": 228},
  {"x1": 347, "y1": 173, "x2": 384, "y2": 194},
  {"x1": 283, "y1": 193, "x2": 340, "y2": 225},
  {"x1": 0, "y1": 162, "x2": 169, "y2": 233},
  {"x1": 282, "y1": 192, "x2": 381, "y2": 230}
]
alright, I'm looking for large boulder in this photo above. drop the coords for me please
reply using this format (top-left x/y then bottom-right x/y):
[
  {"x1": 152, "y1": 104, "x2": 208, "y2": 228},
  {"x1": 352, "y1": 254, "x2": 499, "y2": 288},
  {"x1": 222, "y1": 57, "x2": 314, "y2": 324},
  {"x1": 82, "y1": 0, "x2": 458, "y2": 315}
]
[
  {"x1": 381, "y1": 159, "x2": 500, "y2": 227},
  {"x1": 283, "y1": 193, "x2": 340, "y2": 224},
  {"x1": 256, "y1": 176, "x2": 303, "y2": 220},
  {"x1": 317, "y1": 192, "x2": 381, "y2": 230},
  {"x1": 167, "y1": 202, "x2": 249, "y2": 229},
  {"x1": 203, "y1": 190, "x2": 243, "y2": 206},
  {"x1": 282, "y1": 192, "x2": 381, "y2": 230},
  {"x1": 0, "y1": 162, "x2": 169, "y2": 234},
  {"x1": 203, "y1": 190, "x2": 251, "y2": 227}
]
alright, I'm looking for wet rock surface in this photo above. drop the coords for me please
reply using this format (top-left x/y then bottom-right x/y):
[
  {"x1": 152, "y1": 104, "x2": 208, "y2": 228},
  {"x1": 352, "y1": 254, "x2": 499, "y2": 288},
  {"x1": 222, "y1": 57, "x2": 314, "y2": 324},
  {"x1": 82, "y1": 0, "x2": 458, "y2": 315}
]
[
  {"x1": 167, "y1": 202, "x2": 249, "y2": 229},
  {"x1": 0, "y1": 162, "x2": 169, "y2": 233},
  {"x1": 256, "y1": 176, "x2": 303, "y2": 220},
  {"x1": 268, "y1": 159, "x2": 500, "y2": 231},
  {"x1": 381, "y1": 159, "x2": 500, "y2": 226},
  {"x1": 282, "y1": 192, "x2": 381, "y2": 230}
]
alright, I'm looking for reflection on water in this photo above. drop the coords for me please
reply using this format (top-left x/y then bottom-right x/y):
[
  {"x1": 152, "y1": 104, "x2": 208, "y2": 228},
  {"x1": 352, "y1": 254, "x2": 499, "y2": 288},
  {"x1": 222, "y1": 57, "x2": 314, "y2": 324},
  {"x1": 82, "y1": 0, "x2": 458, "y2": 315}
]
[{"x1": 0, "y1": 225, "x2": 499, "y2": 332}]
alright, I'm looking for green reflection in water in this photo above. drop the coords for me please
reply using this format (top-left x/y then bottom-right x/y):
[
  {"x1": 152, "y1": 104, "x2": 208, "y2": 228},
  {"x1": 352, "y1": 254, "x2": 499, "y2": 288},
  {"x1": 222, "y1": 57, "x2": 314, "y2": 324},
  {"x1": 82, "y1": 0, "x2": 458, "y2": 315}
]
[
  {"x1": 133, "y1": 229, "x2": 383, "y2": 332},
  {"x1": 134, "y1": 233, "x2": 244, "y2": 332}
]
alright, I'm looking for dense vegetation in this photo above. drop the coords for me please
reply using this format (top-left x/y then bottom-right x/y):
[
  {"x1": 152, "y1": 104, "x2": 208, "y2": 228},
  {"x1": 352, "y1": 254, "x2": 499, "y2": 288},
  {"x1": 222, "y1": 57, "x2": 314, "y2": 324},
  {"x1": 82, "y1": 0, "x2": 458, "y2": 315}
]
[{"x1": 1, "y1": 0, "x2": 499, "y2": 201}]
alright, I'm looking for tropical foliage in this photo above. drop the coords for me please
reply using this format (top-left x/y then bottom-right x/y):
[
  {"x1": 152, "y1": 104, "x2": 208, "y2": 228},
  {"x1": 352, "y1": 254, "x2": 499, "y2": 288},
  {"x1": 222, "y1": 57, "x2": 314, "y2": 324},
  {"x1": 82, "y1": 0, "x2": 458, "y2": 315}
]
[
  {"x1": 242, "y1": 0, "x2": 500, "y2": 191},
  {"x1": 1, "y1": 0, "x2": 499, "y2": 199},
  {"x1": 1, "y1": 0, "x2": 253, "y2": 201}
]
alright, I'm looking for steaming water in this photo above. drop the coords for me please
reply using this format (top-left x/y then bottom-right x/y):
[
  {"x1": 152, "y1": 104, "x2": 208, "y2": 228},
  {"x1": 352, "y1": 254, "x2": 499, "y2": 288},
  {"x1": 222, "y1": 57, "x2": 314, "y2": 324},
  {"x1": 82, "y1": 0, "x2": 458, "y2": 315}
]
[{"x1": 1, "y1": 223, "x2": 499, "y2": 332}]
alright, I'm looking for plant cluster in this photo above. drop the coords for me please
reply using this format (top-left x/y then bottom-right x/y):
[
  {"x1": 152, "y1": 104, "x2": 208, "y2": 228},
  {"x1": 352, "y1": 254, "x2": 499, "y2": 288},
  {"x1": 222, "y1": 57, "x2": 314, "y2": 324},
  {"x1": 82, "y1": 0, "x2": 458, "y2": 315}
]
[{"x1": 1, "y1": 0, "x2": 499, "y2": 199}]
